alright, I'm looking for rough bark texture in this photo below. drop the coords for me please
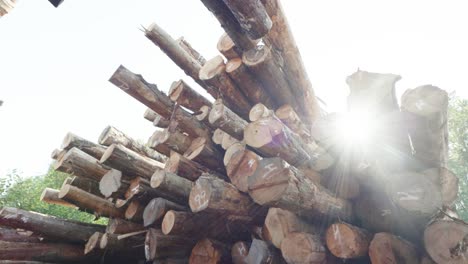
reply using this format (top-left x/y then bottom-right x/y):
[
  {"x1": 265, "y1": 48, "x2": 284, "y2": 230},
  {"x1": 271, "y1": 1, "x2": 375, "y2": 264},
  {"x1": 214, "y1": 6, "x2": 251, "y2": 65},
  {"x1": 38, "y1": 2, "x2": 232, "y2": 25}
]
[
  {"x1": 325, "y1": 222, "x2": 372, "y2": 259},
  {"x1": 150, "y1": 170, "x2": 193, "y2": 204},
  {"x1": 208, "y1": 99, "x2": 248, "y2": 140},
  {"x1": 176, "y1": 36, "x2": 207, "y2": 66},
  {"x1": 165, "y1": 151, "x2": 219, "y2": 181},
  {"x1": 106, "y1": 218, "x2": 145, "y2": 234},
  {"x1": 148, "y1": 128, "x2": 192, "y2": 155},
  {"x1": 171, "y1": 105, "x2": 212, "y2": 139},
  {"x1": 50, "y1": 148, "x2": 66, "y2": 161},
  {"x1": 200, "y1": 56, "x2": 252, "y2": 119},
  {"x1": 189, "y1": 238, "x2": 232, "y2": 264},
  {"x1": 0, "y1": 207, "x2": 105, "y2": 244},
  {"x1": 0, "y1": 241, "x2": 92, "y2": 262},
  {"x1": 84, "y1": 232, "x2": 103, "y2": 255},
  {"x1": 275, "y1": 104, "x2": 311, "y2": 139},
  {"x1": 144, "y1": 108, "x2": 159, "y2": 122},
  {"x1": 54, "y1": 147, "x2": 109, "y2": 182},
  {"x1": 168, "y1": 79, "x2": 212, "y2": 112},
  {"x1": 217, "y1": 33, "x2": 240, "y2": 60},
  {"x1": 245, "y1": 239, "x2": 285, "y2": 264},
  {"x1": 61, "y1": 132, "x2": 107, "y2": 160},
  {"x1": 183, "y1": 137, "x2": 226, "y2": 174},
  {"x1": 67, "y1": 176, "x2": 101, "y2": 197},
  {"x1": 280, "y1": 232, "x2": 326, "y2": 264},
  {"x1": 248, "y1": 157, "x2": 353, "y2": 222},
  {"x1": 99, "y1": 125, "x2": 165, "y2": 162},
  {"x1": 222, "y1": 0, "x2": 272, "y2": 39},
  {"x1": 145, "y1": 228, "x2": 195, "y2": 261},
  {"x1": 125, "y1": 176, "x2": 185, "y2": 205},
  {"x1": 226, "y1": 58, "x2": 276, "y2": 109},
  {"x1": 40, "y1": 188, "x2": 77, "y2": 208},
  {"x1": 100, "y1": 144, "x2": 164, "y2": 179},
  {"x1": 143, "y1": 197, "x2": 187, "y2": 228},
  {"x1": 368, "y1": 232, "x2": 419, "y2": 264}
]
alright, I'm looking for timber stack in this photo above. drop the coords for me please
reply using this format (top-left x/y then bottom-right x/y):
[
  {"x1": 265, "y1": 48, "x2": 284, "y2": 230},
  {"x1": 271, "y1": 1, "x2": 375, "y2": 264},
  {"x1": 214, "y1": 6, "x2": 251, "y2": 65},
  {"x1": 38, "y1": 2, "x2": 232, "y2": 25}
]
[{"x1": 1, "y1": 0, "x2": 466, "y2": 263}]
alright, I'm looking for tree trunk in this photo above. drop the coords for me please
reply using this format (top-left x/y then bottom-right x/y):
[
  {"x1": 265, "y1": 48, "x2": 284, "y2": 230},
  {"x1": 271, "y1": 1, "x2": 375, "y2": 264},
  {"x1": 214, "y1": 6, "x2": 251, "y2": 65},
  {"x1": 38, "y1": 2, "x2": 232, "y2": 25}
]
[
  {"x1": 99, "y1": 169, "x2": 130, "y2": 199},
  {"x1": 50, "y1": 148, "x2": 66, "y2": 160},
  {"x1": 106, "y1": 218, "x2": 145, "y2": 234},
  {"x1": 61, "y1": 132, "x2": 107, "y2": 159},
  {"x1": 225, "y1": 142, "x2": 261, "y2": 193},
  {"x1": 245, "y1": 239, "x2": 285, "y2": 264},
  {"x1": 148, "y1": 128, "x2": 192, "y2": 155},
  {"x1": 280, "y1": 232, "x2": 326, "y2": 264},
  {"x1": 165, "y1": 151, "x2": 220, "y2": 181},
  {"x1": 100, "y1": 144, "x2": 164, "y2": 179},
  {"x1": 200, "y1": 56, "x2": 252, "y2": 119},
  {"x1": 184, "y1": 137, "x2": 226, "y2": 175},
  {"x1": 145, "y1": 228, "x2": 195, "y2": 261},
  {"x1": 68, "y1": 176, "x2": 101, "y2": 196},
  {"x1": 54, "y1": 147, "x2": 109, "y2": 182},
  {"x1": 189, "y1": 238, "x2": 232, "y2": 264},
  {"x1": 248, "y1": 157, "x2": 353, "y2": 222},
  {"x1": 231, "y1": 241, "x2": 250, "y2": 264},
  {"x1": 59, "y1": 184, "x2": 124, "y2": 218},
  {"x1": 150, "y1": 170, "x2": 193, "y2": 204},
  {"x1": 124, "y1": 200, "x2": 145, "y2": 222},
  {"x1": 0, "y1": 227, "x2": 44, "y2": 243},
  {"x1": 144, "y1": 22, "x2": 216, "y2": 97},
  {"x1": 261, "y1": 0, "x2": 321, "y2": 124},
  {"x1": 171, "y1": 105, "x2": 212, "y2": 139},
  {"x1": 109, "y1": 65, "x2": 175, "y2": 119},
  {"x1": 249, "y1": 103, "x2": 274, "y2": 122},
  {"x1": 144, "y1": 108, "x2": 159, "y2": 122},
  {"x1": 0, "y1": 207, "x2": 105, "y2": 244},
  {"x1": 199, "y1": 0, "x2": 257, "y2": 51},
  {"x1": 217, "y1": 33, "x2": 240, "y2": 60},
  {"x1": 424, "y1": 210, "x2": 468, "y2": 264},
  {"x1": 40, "y1": 188, "x2": 77, "y2": 208},
  {"x1": 99, "y1": 232, "x2": 145, "y2": 255},
  {"x1": 275, "y1": 105, "x2": 311, "y2": 139},
  {"x1": 368, "y1": 232, "x2": 419, "y2": 264},
  {"x1": 0, "y1": 241, "x2": 92, "y2": 262},
  {"x1": 168, "y1": 79, "x2": 212, "y2": 112},
  {"x1": 84, "y1": 232, "x2": 103, "y2": 255},
  {"x1": 143, "y1": 197, "x2": 187, "y2": 228},
  {"x1": 208, "y1": 99, "x2": 248, "y2": 140},
  {"x1": 99, "y1": 125, "x2": 165, "y2": 162},
  {"x1": 176, "y1": 36, "x2": 207, "y2": 66},
  {"x1": 263, "y1": 208, "x2": 320, "y2": 249},
  {"x1": 222, "y1": 0, "x2": 272, "y2": 39},
  {"x1": 195, "y1": 105, "x2": 214, "y2": 129},
  {"x1": 226, "y1": 58, "x2": 276, "y2": 109},
  {"x1": 325, "y1": 222, "x2": 372, "y2": 259},
  {"x1": 125, "y1": 177, "x2": 174, "y2": 204}
]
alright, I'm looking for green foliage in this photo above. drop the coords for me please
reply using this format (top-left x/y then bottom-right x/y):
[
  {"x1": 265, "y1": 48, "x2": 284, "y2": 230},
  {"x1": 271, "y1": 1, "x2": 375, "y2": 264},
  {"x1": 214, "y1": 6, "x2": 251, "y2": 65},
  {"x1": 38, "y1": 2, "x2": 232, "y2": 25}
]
[
  {"x1": 0, "y1": 166, "x2": 107, "y2": 225},
  {"x1": 448, "y1": 96, "x2": 468, "y2": 220}
]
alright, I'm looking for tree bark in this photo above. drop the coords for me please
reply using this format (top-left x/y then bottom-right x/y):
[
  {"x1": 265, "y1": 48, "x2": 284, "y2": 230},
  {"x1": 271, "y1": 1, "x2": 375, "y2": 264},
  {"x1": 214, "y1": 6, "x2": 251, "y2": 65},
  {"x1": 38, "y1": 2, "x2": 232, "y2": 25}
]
[
  {"x1": 100, "y1": 144, "x2": 164, "y2": 179},
  {"x1": 184, "y1": 137, "x2": 226, "y2": 174},
  {"x1": 226, "y1": 58, "x2": 276, "y2": 109},
  {"x1": 422, "y1": 167, "x2": 459, "y2": 206},
  {"x1": 171, "y1": 105, "x2": 212, "y2": 139},
  {"x1": 109, "y1": 65, "x2": 175, "y2": 119},
  {"x1": 144, "y1": 108, "x2": 159, "y2": 122},
  {"x1": 99, "y1": 169, "x2": 130, "y2": 199},
  {"x1": 275, "y1": 104, "x2": 311, "y2": 139},
  {"x1": 40, "y1": 188, "x2": 77, "y2": 208},
  {"x1": 165, "y1": 151, "x2": 220, "y2": 181},
  {"x1": 246, "y1": 239, "x2": 285, "y2": 264},
  {"x1": 145, "y1": 228, "x2": 195, "y2": 261},
  {"x1": 59, "y1": 184, "x2": 124, "y2": 218},
  {"x1": 143, "y1": 197, "x2": 187, "y2": 228},
  {"x1": 195, "y1": 105, "x2": 214, "y2": 129},
  {"x1": 54, "y1": 147, "x2": 109, "y2": 182},
  {"x1": 263, "y1": 208, "x2": 320, "y2": 249},
  {"x1": 61, "y1": 132, "x2": 107, "y2": 160},
  {"x1": 217, "y1": 33, "x2": 240, "y2": 60},
  {"x1": 99, "y1": 125, "x2": 165, "y2": 162},
  {"x1": 242, "y1": 45, "x2": 296, "y2": 112},
  {"x1": 325, "y1": 222, "x2": 372, "y2": 259},
  {"x1": 424, "y1": 210, "x2": 468, "y2": 264},
  {"x1": 150, "y1": 170, "x2": 193, "y2": 204},
  {"x1": 249, "y1": 103, "x2": 274, "y2": 122},
  {"x1": 208, "y1": 99, "x2": 248, "y2": 140},
  {"x1": 0, "y1": 227, "x2": 44, "y2": 243},
  {"x1": 144, "y1": 22, "x2": 216, "y2": 98},
  {"x1": 0, "y1": 241, "x2": 92, "y2": 262},
  {"x1": 67, "y1": 176, "x2": 101, "y2": 197},
  {"x1": 99, "y1": 232, "x2": 145, "y2": 255},
  {"x1": 199, "y1": 0, "x2": 257, "y2": 51},
  {"x1": 244, "y1": 116, "x2": 334, "y2": 171},
  {"x1": 106, "y1": 218, "x2": 145, "y2": 234},
  {"x1": 231, "y1": 241, "x2": 250, "y2": 264},
  {"x1": 148, "y1": 128, "x2": 192, "y2": 155},
  {"x1": 168, "y1": 79, "x2": 212, "y2": 112},
  {"x1": 280, "y1": 232, "x2": 326, "y2": 264},
  {"x1": 125, "y1": 176, "x2": 175, "y2": 204},
  {"x1": 248, "y1": 157, "x2": 354, "y2": 222},
  {"x1": 222, "y1": 0, "x2": 272, "y2": 39},
  {"x1": 200, "y1": 56, "x2": 252, "y2": 119},
  {"x1": 261, "y1": 0, "x2": 321, "y2": 124},
  {"x1": 0, "y1": 207, "x2": 105, "y2": 244},
  {"x1": 369, "y1": 232, "x2": 419, "y2": 264},
  {"x1": 225, "y1": 142, "x2": 261, "y2": 193},
  {"x1": 176, "y1": 36, "x2": 207, "y2": 66},
  {"x1": 189, "y1": 238, "x2": 232, "y2": 264},
  {"x1": 124, "y1": 200, "x2": 145, "y2": 222},
  {"x1": 50, "y1": 148, "x2": 66, "y2": 160}
]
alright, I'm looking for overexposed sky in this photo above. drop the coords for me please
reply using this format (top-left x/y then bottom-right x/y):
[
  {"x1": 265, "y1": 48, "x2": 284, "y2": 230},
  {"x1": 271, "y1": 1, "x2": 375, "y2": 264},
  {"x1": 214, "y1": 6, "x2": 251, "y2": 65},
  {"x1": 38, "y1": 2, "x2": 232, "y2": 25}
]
[{"x1": 1, "y1": 0, "x2": 467, "y2": 177}]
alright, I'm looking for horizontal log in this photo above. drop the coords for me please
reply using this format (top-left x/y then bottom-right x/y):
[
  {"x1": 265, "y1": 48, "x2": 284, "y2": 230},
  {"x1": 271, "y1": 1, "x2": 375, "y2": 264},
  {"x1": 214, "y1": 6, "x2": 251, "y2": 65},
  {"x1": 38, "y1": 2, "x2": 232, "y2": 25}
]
[
  {"x1": 125, "y1": 177, "x2": 166, "y2": 204},
  {"x1": 194, "y1": 105, "x2": 214, "y2": 129},
  {"x1": 148, "y1": 128, "x2": 192, "y2": 155},
  {"x1": 275, "y1": 104, "x2": 311, "y2": 139},
  {"x1": 221, "y1": 132, "x2": 239, "y2": 150},
  {"x1": 246, "y1": 239, "x2": 285, "y2": 264},
  {"x1": 369, "y1": 232, "x2": 419, "y2": 264},
  {"x1": 40, "y1": 188, "x2": 77, "y2": 208},
  {"x1": 423, "y1": 167, "x2": 459, "y2": 206},
  {"x1": 100, "y1": 144, "x2": 164, "y2": 179},
  {"x1": 0, "y1": 241, "x2": 91, "y2": 262},
  {"x1": 124, "y1": 200, "x2": 145, "y2": 222},
  {"x1": 222, "y1": 0, "x2": 272, "y2": 39},
  {"x1": 109, "y1": 65, "x2": 175, "y2": 119},
  {"x1": 143, "y1": 197, "x2": 187, "y2": 228},
  {"x1": 99, "y1": 169, "x2": 130, "y2": 199},
  {"x1": 165, "y1": 151, "x2": 219, "y2": 181},
  {"x1": 144, "y1": 22, "x2": 217, "y2": 98},
  {"x1": 144, "y1": 108, "x2": 159, "y2": 122},
  {"x1": 61, "y1": 132, "x2": 107, "y2": 160},
  {"x1": 0, "y1": 227, "x2": 43, "y2": 243},
  {"x1": 106, "y1": 218, "x2": 145, "y2": 234},
  {"x1": 84, "y1": 232, "x2": 103, "y2": 255},
  {"x1": 217, "y1": 33, "x2": 240, "y2": 60},
  {"x1": 225, "y1": 142, "x2": 261, "y2": 193},
  {"x1": 99, "y1": 232, "x2": 145, "y2": 255},
  {"x1": 176, "y1": 36, "x2": 207, "y2": 66},
  {"x1": 248, "y1": 157, "x2": 354, "y2": 222},
  {"x1": 171, "y1": 106, "x2": 212, "y2": 139},
  {"x1": 168, "y1": 79, "x2": 212, "y2": 112},
  {"x1": 280, "y1": 232, "x2": 326, "y2": 264},
  {"x1": 189, "y1": 238, "x2": 231, "y2": 264},
  {"x1": 145, "y1": 228, "x2": 195, "y2": 261},
  {"x1": 150, "y1": 170, "x2": 193, "y2": 204},
  {"x1": 67, "y1": 176, "x2": 101, "y2": 197},
  {"x1": 54, "y1": 147, "x2": 109, "y2": 182},
  {"x1": 50, "y1": 148, "x2": 66, "y2": 160},
  {"x1": 208, "y1": 99, "x2": 248, "y2": 140},
  {"x1": 59, "y1": 184, "x2": 124, "y2": 218},
  {"x1": 0, "y1": 207, "x2": 105, "y2": 244},
  {"x1": 99, "y1": 125, "x2": 165, "y2": 162},
  {"x1": 184, "y1": 137, "x2": 226, "y2": 174},
  {"x1": 325, "y1": 222, "x2": 372, "y2": 259}
]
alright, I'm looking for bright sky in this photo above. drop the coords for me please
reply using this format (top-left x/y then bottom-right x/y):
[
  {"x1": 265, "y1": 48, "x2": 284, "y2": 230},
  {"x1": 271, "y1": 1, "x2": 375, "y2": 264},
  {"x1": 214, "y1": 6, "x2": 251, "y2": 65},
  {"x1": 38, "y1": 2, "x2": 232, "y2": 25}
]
[{"x1": 1, "y1": 0, "x2": 467, "y2": 177}]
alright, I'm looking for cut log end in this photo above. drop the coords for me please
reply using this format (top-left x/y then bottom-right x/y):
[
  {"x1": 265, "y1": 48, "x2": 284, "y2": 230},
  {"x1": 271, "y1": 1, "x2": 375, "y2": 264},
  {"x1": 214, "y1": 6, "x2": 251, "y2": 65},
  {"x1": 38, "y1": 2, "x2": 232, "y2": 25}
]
[
  {"x1": 424, "y1": 219, "x2": 468, "y2": 264},
  {"x1": 168, "y1": 80, "x2": 184, "y2": 102},
  {"x1": 196, "y1": 105, "x2": 212, "y2": 121},
  {"x1": 249, "y1": 103, "x2": 272, "y2": 122},
  {"x1": 217, "y1": 33, "x2": 239, "y2": 60},
  {"x1": 280, "y1": 232, "x2": 326, "y2": 264},
  {"x1": 325, "y1": 222, "x2": 372, "y2": 259},
  {"x1": 85, "y1": 232, "x2": 102, "y2": 255},
  {"x1": 199, "y1": 55, "x2": 225, "y2": 81}
]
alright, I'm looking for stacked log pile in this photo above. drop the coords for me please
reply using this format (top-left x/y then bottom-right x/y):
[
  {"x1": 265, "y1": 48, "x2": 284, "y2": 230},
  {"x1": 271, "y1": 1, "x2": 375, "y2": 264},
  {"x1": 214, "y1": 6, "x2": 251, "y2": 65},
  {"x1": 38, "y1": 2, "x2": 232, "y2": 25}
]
[{"x1": 1, "y1": 0, "x2": 466, "y2": 263}]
